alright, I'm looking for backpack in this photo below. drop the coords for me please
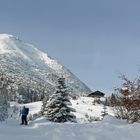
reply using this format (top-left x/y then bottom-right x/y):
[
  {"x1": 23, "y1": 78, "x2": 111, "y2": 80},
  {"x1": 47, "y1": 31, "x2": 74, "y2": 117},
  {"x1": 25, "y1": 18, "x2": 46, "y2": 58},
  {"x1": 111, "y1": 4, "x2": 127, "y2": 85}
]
[{"x1": 25, "y1": 108, "x2": 29, "y2": 115}]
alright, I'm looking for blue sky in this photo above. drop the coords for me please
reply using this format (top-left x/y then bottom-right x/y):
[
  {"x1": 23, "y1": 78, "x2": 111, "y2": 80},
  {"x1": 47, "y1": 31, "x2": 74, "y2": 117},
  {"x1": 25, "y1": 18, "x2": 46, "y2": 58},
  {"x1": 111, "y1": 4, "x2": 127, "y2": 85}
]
[{"x1": 0, "y1": 0, "x2": 140, "y2": 94}]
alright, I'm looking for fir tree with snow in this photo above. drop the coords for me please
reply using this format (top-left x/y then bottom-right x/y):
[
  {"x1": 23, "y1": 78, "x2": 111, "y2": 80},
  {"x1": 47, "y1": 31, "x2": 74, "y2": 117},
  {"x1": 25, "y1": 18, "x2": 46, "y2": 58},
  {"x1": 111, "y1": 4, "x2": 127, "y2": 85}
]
[
  {"x1": 0, "y1": 75, "x2": 10, "y2": 121},
  {"x1": 44, "y1": 77, "x2": 76, "y2": 123},
  {"x1": 40, "y1": 95, "x2": 50, "y2": 115},
  {"x1": 101, "y1": 98, "x2": 108, "y2": 119}
]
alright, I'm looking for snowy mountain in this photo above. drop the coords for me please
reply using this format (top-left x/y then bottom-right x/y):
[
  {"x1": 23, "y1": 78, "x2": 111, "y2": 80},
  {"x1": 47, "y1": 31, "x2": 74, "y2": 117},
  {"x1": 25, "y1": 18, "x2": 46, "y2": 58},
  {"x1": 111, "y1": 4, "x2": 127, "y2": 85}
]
[{"x1": 0, "y1": 34, "x2": 91, "y2": 97}]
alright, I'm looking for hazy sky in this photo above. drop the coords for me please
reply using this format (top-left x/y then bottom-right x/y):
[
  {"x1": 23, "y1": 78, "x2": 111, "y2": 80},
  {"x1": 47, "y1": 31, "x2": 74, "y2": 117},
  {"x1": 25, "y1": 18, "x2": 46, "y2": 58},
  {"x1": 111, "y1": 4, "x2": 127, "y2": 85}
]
[{"x1": 0, "y1": 0, "x2": 140, "y2": 94}]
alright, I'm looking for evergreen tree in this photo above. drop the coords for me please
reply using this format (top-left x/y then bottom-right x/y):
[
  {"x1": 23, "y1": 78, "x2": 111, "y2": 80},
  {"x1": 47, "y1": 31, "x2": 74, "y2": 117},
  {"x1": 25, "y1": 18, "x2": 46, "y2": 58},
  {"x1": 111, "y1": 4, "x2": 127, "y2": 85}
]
[
  {"x1": 0, "y1": 75, "x2": 10, "y2": 121},
  {"x1": 101, "y1": 105, "x2": 108, "y2": 119},
  {"x1": 40, "y1": 95, "x2": 50, "y2": 115},
  {"x1": 109, "y1": 93, "x2": 117, "y2": 107},
  {"x1": 43, "y1": 77, "x2": 76, "y2": 123},
  {"x1": 101, "y1": 98, "x2": 108, "y2": 119}
]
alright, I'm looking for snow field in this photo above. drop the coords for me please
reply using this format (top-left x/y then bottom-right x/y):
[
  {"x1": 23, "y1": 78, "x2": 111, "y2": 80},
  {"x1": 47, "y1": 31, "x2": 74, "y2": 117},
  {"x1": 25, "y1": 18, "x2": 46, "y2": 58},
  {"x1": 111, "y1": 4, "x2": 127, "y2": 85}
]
[
  {"x1": 0, "y1": 115, "x2": 139, "y2": 140},
  {"x1": 0, "y1": 97, "x2": 139, "y2": 140}
]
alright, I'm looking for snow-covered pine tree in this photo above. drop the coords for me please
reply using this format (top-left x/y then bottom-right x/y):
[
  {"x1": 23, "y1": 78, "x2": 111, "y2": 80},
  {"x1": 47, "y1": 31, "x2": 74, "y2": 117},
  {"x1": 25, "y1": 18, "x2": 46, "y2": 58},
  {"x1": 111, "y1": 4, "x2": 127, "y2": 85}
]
[
  {"x1": 44, "y1": 77, "x2": 76, "y2": 123},
  {"x1": 40, "y1": 95, "x2": 50, "y2": 115},
  {"x1": 0, "y1": 75, "x2": 10, "y2": 121},
  {"x1": 101, "y1": 98, "x2": 108, "y2": 119}
]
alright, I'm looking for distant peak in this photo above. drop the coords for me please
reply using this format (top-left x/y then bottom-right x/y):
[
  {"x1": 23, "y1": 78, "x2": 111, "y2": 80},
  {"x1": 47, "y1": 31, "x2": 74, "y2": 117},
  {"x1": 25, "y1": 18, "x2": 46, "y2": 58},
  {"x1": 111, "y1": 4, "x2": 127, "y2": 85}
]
[{"x1": 0, "y1": 34, "x2": 18, "y2": 40}]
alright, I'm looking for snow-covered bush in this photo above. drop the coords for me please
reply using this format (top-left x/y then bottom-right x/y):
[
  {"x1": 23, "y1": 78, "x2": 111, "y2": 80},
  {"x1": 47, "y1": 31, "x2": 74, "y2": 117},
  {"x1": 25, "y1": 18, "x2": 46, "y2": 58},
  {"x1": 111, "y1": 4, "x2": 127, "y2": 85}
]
[
  {"x1": 28, "y1": 113, "x2": 41, "y2": 121},
  {"x1": 85, "y1": 113, "x2": 101, "y2": 122}
]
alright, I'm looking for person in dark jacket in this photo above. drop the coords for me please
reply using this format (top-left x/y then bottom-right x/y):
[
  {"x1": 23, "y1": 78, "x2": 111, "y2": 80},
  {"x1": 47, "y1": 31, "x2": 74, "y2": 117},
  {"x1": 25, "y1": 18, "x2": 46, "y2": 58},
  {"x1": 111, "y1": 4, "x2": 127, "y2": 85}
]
[{"x1": 20, "y1": 106, "x2": 29, "y2": 125}]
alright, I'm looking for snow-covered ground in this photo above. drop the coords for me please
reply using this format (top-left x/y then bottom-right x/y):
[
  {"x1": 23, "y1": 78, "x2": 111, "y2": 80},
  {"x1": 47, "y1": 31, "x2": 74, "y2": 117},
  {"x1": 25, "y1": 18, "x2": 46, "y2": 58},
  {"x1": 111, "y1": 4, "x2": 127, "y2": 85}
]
[
  {"x1": 71, "y1": 97, "x2": 114, "y2": 122},
  {"x1": 0, "y1": 97, "x2": 140, "y2": 140}
]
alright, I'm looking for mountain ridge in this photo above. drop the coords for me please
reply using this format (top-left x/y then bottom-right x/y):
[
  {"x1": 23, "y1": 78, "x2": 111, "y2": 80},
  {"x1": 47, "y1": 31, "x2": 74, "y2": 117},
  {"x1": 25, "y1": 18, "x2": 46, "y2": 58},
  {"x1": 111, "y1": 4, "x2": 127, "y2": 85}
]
[{"x1": 0, "y1": 34, "x2": 91, "y2": 97}]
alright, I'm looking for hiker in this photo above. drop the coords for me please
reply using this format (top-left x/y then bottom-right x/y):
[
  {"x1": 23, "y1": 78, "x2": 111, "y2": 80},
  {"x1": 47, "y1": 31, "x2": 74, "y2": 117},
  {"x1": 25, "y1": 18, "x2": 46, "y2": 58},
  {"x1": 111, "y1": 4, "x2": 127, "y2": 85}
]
[{"x1": 20, "y1": 106, "x2": 29, "y2": 125}]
